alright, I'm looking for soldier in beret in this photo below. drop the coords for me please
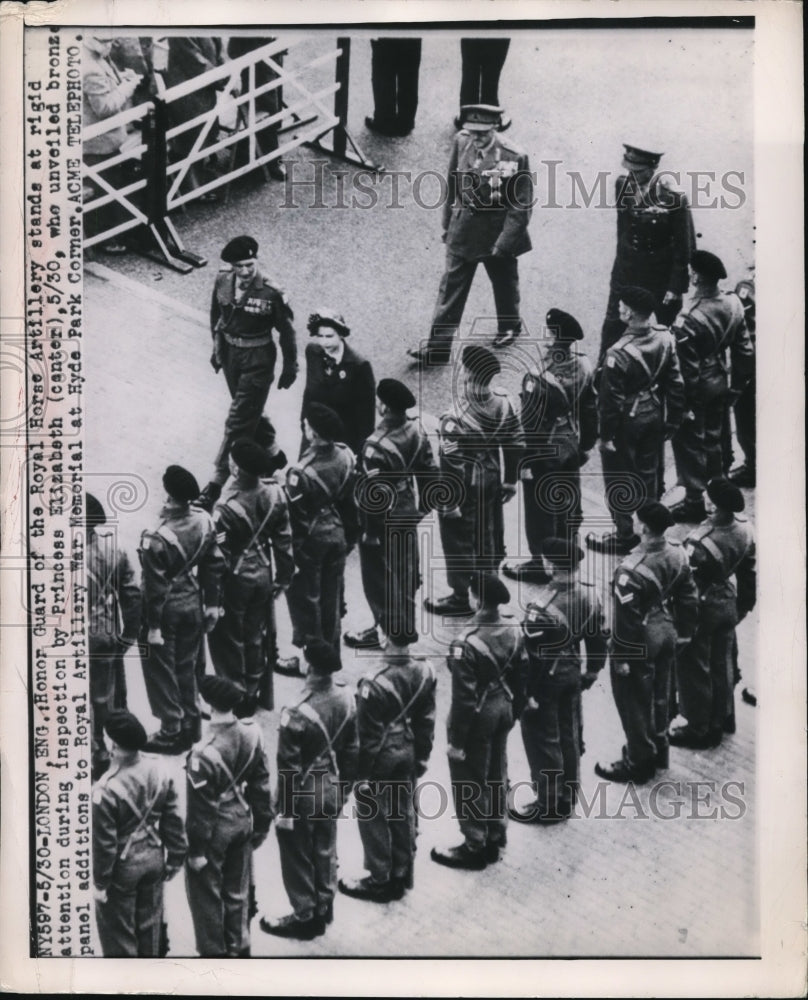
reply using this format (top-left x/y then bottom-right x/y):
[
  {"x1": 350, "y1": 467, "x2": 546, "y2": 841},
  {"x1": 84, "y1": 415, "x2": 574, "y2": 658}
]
[
  {"x1": 407, "y1": 104, "x2": 533, "y2": 366},
  {"x1": 511, "y1": 538, "x2": 608, "y2": 823},
  {"x1": 595, "y1": 502, "x2": 699, "y2": 784},
  {"x1": 589, "y1": 286, "x2": 685, "y2": 556},
  {"x1": 668, "y1": 250, "x2": 754, "y2": 523},
  {"x1": 599, "y1": 143, "x2": 696, "y2": 360},
  {"x1": 670, "y1": 479, "x2": 756, "y2": 749},
  {"x1": 207, "y1": 439, "x2": 294, "y2": 716},
  {"x1": 201, "y1": 235, "x2": 298, "y2": 511},
  {"x1": 138, "y1": 465, "x2": 225, "y2": 754},
  {"x1": 185, "y1": 675, "x2": 272, "y2": 957},
  {"x1": 261, "y1": 639, "x2": 358, "y2": 939},
  {"x1": 345, "y1": 378, "x2": 439, "y2": 650},
  {"x1": 92, "y1": 711, "x2": 187, "y2": 956},
  {"x1": 425, "y1": 346, "x2": 523, "y2": 617},
  {"x1": 431, "y1": 573, "x2": 524, "y2": 870}
]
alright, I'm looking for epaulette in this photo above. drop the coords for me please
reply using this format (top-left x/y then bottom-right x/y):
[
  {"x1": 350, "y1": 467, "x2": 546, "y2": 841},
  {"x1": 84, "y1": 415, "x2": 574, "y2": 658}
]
[
  {"x1": 621, "y1": 550, "x2": 646, "y2": 571},
  {"x1": 218, "y1": 263, "x2": 234, "y2": 274},
  {"x1": 496, "y1": 136, "x2": 526, "y2": 157},
  {"x1": 689, "y1": 523, "x2": 714, "y2": 542}
]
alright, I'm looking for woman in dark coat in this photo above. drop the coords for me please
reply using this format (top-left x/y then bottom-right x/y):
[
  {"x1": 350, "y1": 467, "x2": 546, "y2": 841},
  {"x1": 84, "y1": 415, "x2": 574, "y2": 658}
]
[{"x1": 300, "y1": 309, "x2": 376, "y2": 457}]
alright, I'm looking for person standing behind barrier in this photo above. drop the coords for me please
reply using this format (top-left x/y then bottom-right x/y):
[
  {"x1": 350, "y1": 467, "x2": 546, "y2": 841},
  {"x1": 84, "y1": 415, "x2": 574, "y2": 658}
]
[
  {"x1": 227, "y1": 35, "x2": 287, "y2": 181},
  {"x1": 365, "y1": 38, "x2": 422, "y2": 137},
  {"x1": 457, "y1": 39, "x2": 511, "y2": 129},
  {"x1": 139, "y1": 465, "x2": 225, "y2": 754},
  {"x1": 185, "y1": 676, "x2": 273, "y2": 957},
  {"x1": 261, "y1": 640, "x2": 358, "y2": 940},
  {"x1": 200, "y1": 235, "x2": 298, "y2": 511},
  {"x1": 207, "y1": 439, "x2": 294, "y2": 717},
  {"x1": 92, "y1": 711, "x2": 186, "y2": 957}
]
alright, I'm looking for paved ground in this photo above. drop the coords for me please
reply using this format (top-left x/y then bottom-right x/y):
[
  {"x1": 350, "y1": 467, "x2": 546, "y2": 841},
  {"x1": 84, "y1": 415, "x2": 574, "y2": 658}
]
[{"x1": 82, "y1": 25, "x2": 758, "y2": 959}]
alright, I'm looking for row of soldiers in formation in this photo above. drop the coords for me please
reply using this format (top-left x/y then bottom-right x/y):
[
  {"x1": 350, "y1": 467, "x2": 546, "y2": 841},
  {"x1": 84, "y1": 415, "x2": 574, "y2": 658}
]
[{"x1": 88, "y1": 245, "x2": 757, "y2": 952}]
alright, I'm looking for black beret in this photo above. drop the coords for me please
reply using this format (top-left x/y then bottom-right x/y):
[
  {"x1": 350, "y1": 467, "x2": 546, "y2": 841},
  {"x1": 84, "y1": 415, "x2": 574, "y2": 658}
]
[
  {"x1": 307, "y1": 308, "x2": 350, "y2": 336},
  {"x1": 304, "y1": 638, "x2": 342, "y2": 673},
  {"x1": 231, "y1": 438, "x2": 271, "y2": 477},
  {"x1": 199, "y1": 674, "x2": 246, "y2": 712},
  {"x1": 104, "y1": 711, "x2": 147, "y2": 751},
  {"x1": 707, "y1": 477, "x2": 745, "y2": 513},
  {"x1": 221, "y1": 235, "x2": 258, "y2": 263},
  {"x1": 163, "y1": 464, "x2": 200, "y2": 503},
  {"x1": 377, "y1": 378, "x2": 416, "y2": 412},
  {"x1": 305, "y1": 402, "x2": 344, "y2": 442},
  {"x1": 470, "y1": 572, "x2": 511, "y2": 607},
  {"x1": 545, "y1": 308, "x2": 584, "y2": 342},
  {"x1": 541, "y1": 536, "x2": 585, "y2": 567},
  {"x1": 86, "y1": 493, "x2": 107, "y2": 527},
  {"x1": 461, "y1": 344, "x2": 500, "y2": 384},
  {"x1": 618, "y1": 286, "x2": 658, "y2": 317},
  {"x1": 690, "y1": 250, "x2": 727, "y2": 282},
  {"x1": 637, "y1": 501, "x2": 675, "y2": 534}
]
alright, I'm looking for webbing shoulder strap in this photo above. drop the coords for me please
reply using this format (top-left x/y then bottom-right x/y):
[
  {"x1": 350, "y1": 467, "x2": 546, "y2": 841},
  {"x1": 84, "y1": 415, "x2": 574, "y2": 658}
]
[
  {"x1": 297, "y1": 698, "x2": 353, "y2": 779},
  {"x1": 203, "y1": 730, "x2": 259, "y2": 812},
  {"x1": 117, "y1": 781, "x2": 163, "y2": 860}
]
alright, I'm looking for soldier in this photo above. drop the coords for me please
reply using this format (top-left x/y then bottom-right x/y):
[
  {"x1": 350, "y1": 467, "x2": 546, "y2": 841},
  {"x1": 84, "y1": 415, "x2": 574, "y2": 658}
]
[
  {"x1": 431, "y1": 573, "x2": 524, "y2": 870},
  {"x1": 424, "y1": 345, "x2": 522, "y2": 617},
  {"x1": 588, "y1": 286, "x2": 685, "y2": 556},
  {"x1": 339, "y1": 634, "x2": 436, "y2": 901},
  {"x1": 503, "y1": 309, "x2": 598, "y2": 583},
  {"x1": 86, "y1": 493, "x2": 141, "y2": 781},
  {"x1": 277, "y1": 403, "x2": 360, "y2": 677},
  {"x1": 669, "y1": 251, "x2": 754, "y2": 523},
  {"x1": 261, "y1": 640, "x2": 358, "y2": 939},
  {"x1": 344, "y1": 378, "x2": 439, "y2": 650},
  {"x1": 92, "y1": 711, "x2": 187, "y2": 956},
  {"x1": 407, "y1": 104, "x2": 533, "y2": 366},
  {"x1": 139, "y1": 465, "x2": 225, "y2": 754},
  {"x1": 511, "y1": 538, "x2": 608, "y2": 823},
  {"x1": 185, "y1": 675, "x2": 273, "y2": 957},
  {"x1": 595, "y1": 502, "x2": 699, "y2": 784},
  {"x1": 599, "y1": 143, "x2": 696, "y2": 359},
  {"x1": 207, "y1": 438, "x2": 294, "y2": 716},
  {"x1": 200, "y1": 235, "x2": 298, "y2": 510},
  {"x1": 669, "y1": 479, "x2": 756, "y2": 749},
  {"x1": 728, "y1": 273, "x2": 756, "y2": 487}
]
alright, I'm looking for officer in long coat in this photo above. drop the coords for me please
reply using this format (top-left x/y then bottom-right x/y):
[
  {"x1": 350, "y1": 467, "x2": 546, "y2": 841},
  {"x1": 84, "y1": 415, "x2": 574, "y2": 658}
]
[
  {"x1": 595, "y1": 502, "x2": 699, "y2": 784},
  {"x1": 208, "y1": 438, "x2": 293, "y2": 715},
  {"x1": 425, "y1": 346, "x2": 523, "y2": 617},
  {"x1": 261, "y1": 640, "x2": 358, "y2": 940},
  {"x1": 92, "y1": 711, "x2": 186, "y2": 956},
  {"x1": 345, "y1": 378, "x2": 439, "y2": 650},
  {"x1": 431, "y1": 573, "x2": 524, "y2": 870},
  {"x1": 589, "y1": 286, "x2": 685, "y2": 556},
  {"x1": 670, "y1": 479, "x2": 756, "y2": 749},
  {"x1": 339, "y1": 635, "x2": 436, "y2": 901},
  {"x1": 511, "y1": 538, "x2": 608, "y2": 823},
  {"x1": 408, "y1": 104, "x2": 533, "y2": 365},
  {"x1": 200, "y1": 235, "x2": 298, "y2": 510},
  {"x1": 186, "y1": 675, "x2": 273, "y2": 957},
  {"x1": 669, "y1": 251, "x2": 754, "y2": 523},
  {"x1": 139, "y1": 465, "x2": 225, "y2": 754}
]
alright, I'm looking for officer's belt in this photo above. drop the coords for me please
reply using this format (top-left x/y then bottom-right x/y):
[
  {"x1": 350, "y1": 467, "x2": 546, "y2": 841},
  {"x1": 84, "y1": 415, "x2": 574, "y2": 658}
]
[{"x1": 223, "y1": 334, "x2": 274, "y2": 349}]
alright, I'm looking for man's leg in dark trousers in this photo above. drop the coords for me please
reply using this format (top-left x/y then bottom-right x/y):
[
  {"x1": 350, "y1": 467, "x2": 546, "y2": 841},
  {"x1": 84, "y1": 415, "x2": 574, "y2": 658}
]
[
  {"x1": 286, "y1": 548, "x2": 323, "y2": 648},
  {"x1": 522, "y1": 469, "x2": 559, "y2": 557},
  {"x1": 520, "y1": 695, "x2": 564, "y2": 811},
  {"x1": 213, "y1": 346, "x2": 275, "y2": 484},
  {"x1": 358, "y1": 540, "x2": 386, "y2": 630},
  {"x1": 600, "y1": 444, "x2": 637, "y2": 540},
  {"x1": 383, "y1": 524, "x2": 419, "y2": 640},
  {"x1": 96, "y1": 849, "x2": 164, "y2": 957},
  {"x1": 429, "y1": 253, "x2": 478, "y2": 356},
  {"x1": 486, "y1": 714, "x2": 510, "y2": 847},
  {"x1": 320, "y1": 542, "x2": 347, "y2": 655},
  {"x1": 370, "y1": 39, "x2": 398, "y2": 131},
  {"x1": 675, "y1": 624, "x2": 713, "y2": 737},
  {"x1": 477, "y1": 39, "x2": 510, "y2": 105},
  {"x1": 438, "y1": 510, "x2": 474, "y2": 598},
  {"x1": 733, "y1": 374, "x2": 756, "y2": 473},
  {"x1": 449, "y1": 732, "x2": 492, "y2": 850},
  {"x1": 673, "y1": 408, "x2": 708, "y2": 500},
  {"x1": 482, "y1": 254, "x2": 521, "y2": 334},
  {"x1": 395, "y1": 40, "x2": 422, "y2": 131},
  {"x1": 609, "y1": 659, "x2": 657, "y2": 774},
  {"x1": 276, "y1": 823, "x2": 317, "y2": 921}
]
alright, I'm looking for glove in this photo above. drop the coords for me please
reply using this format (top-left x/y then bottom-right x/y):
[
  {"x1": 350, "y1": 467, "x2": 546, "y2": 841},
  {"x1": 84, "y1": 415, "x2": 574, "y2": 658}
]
[
  {"x1": 447, "y1": 745, "x2": 466, "y2": 763},
  {"x1": 275, "y1": 815, "x2": 294, "y2": 832},
  {"x1": 581, "y1": 670, "x2": 599, "y2": 691},
  {"x1": 277, "y1": 366, "x2": 297, "y2": 390},
  {"x1": 147, "y1": 627, "x2": 164, "y2": 647},
  {"x1": 93, "y1": 886, "x2": 108, "y2": 905},
  {"x1": 209, "y1": 351, "x2": 221, "y2": 373}
]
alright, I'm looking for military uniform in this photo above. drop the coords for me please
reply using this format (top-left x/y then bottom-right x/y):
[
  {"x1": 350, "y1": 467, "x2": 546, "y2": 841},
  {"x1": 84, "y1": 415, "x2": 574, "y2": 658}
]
[
  {"x1": 93, "y1": 752, "x2": 187, "y2": 955},
  {"x1": 729, "y1": 276, "x2": 756, "y2": 483},
  {"x1": 275, "y1": 674, "x2": 359, "y2": 926},
  {"x1": 427, "y1": 129, "x2": 533, "y2": 357},
  {"x1": 600, "y1": 173, "x2": 696, "y2": 358},
  {"x1": 285, "y1": 442, "x2": 359, "y2": 656},
  {"x1": 675, "y1": 514, "x2": 756, "y2": 743},
  {"x1": 519, "y1": 580, "x2": 608, "y2": 817},
  {"x1": 208, "y1": 475, "x2": 294, "y2": 704},
  {"x1": 356, "y1": 414, "x2": 438, "y2": 640},
  {"x1": 598, "y1": 324, "x2": 685, "y2": 542},
  {"x1": 353, "y1": 648, "x2": 436, "y2": 887},
  {"x1": 138, "y1": 506, "x2": 225, "y2": 745},
  {"x1": 606, "y1": 536, "x2": 699, "y2": 778},
  {"x1": 672, "y1": 291, "x2": 754, "y2": 506},
  {"x1": 185, "y1": 717, "x2": 272, "y2": 956},
  {"x1": 210, "y1": 266, "x2": 297, "y2": 483}
]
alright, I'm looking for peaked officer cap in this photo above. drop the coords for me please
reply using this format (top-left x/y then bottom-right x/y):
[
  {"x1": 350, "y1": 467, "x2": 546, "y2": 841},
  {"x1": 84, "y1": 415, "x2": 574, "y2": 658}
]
[
  {"x1": 691, "y1": 250, "x2": 728, "y2": 282},
  {"x1": 304, "y1": 638, "x2": 342, "y2": 674},
  {"x1": 163, "y1": 464, "x2": 200, "y2": 503},
  {"x1": 622, "y1": 144, "x2": 663, "y2": 169},
  {"x1": 470, "y1": 572, "x2": 511, "y2": 607},
  {"x1": 541, "y1": 536, "x2": 585, "y2": 567},
  {"x1": 307, "y1": 308, "x2": 350, "y2": 336},
  {"x1": 231, "y1": 438, "x2": 272, "y2": 477},
  {"x1": 377, "y1": 378, "x2": 416, "y2": 411},
  {"x1": 221, "y1": 235, "x2": 258, "y2": 263},
  {"x1": 545, "y1": 308, "x2": 584, "y2": 342},
  {"x1": 462, "y1": 344, "x2": 500, "y2": 384},
  {"x1": 637, "y1": 501, "x2": 675, "y2": 534},
  {"x1": 305, "y1": 402, "x2": 344, "y2": 442},
  {"x1": 707, "y1": 477, "x2": 745, "y2": 513},
  {"x1": 86, "y1": 492, "x2": 107, "y2": 527},
  {"x1": 199, "y1": 674, "x2": 246, "y2": 712},
  {"x1": 461, "y1": 104, "x2": 503, "y2": 131},
  {"x1": 104, "y1": 711, "x2": 147, "y2": 751},
  {"x1": 618, "y1": 286, "x2": 658, "y2": 317}
]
